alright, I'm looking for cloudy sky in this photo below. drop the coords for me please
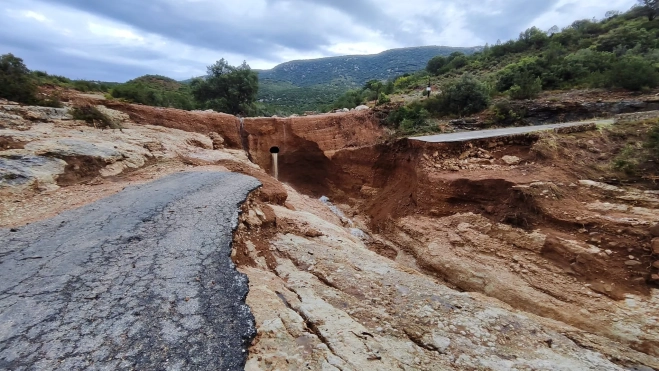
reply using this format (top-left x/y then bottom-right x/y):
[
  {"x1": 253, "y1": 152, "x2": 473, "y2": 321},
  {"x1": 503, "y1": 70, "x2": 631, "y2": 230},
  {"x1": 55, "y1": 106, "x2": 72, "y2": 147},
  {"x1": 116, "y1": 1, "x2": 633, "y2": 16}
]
[{"x1": 1, "y1": 0, "x2": 638, "y2": 82}]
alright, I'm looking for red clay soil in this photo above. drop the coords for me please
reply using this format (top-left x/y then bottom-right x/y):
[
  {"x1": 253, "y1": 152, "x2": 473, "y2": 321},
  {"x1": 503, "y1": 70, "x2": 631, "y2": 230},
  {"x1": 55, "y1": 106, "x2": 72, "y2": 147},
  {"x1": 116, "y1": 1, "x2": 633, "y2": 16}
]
[
  {"x1": 103, "y1": 101, "x2": 244, "y2": 148},
  {"x1": 275, "y1": 125, "x2": 659, "y2": 299},
  {"x1": 242, "y1": 111, "x2": 386, "y2": 170}
]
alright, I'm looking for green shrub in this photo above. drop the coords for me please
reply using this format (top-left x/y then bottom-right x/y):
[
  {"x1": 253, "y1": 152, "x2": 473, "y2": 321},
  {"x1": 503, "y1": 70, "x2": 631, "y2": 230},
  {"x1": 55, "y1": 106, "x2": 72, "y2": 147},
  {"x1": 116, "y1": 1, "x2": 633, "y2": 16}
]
[
  {"x1": 71, "y1": 106, "x2": 121, "y2": 130},
  {"x1": 38, "y1": 96, "x2": 64, "y2": 108},
  {"x1": 491, "y1": 100, "x2": 526, "y2": 125},
  {"x1": 0, "y1": 54, "x2": 38, "y2": 104},
  {"x1": 613, "y1": 143, "x2": 642, "y2": 175},
  {"x1": 608, "y1": 55, "x2": 659, "y2": 90},
  {"x1": 426, "y1": 74, "x2": 490, "y2": 116},
  {"x1": 377, "y1": 92, "x2": 391, "y2": 105},
  {"x1": 508, "y1": 74, "x2": 542, "y2": 100},
  {"x1": 331, "y1": 89, "x2": 365, "y2": 109},
  {"x1": 386, "y1": 103, "x2": 429, "y2": 131}
]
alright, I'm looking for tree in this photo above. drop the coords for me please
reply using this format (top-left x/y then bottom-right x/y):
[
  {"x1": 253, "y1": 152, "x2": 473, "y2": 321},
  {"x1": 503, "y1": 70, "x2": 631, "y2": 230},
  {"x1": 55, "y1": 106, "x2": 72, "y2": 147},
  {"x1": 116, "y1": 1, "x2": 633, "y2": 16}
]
[
  {"x1": 364, "y1": 80, "x2": 384, "y2": 100},
  {"x1": 191, "y1": 59, "x2": 258, "y2": 115},
  {"x1": 426, "y1": 56, "x2": 447, "y2": 75},
  {"x1": 637, "y1": 0, "x2": 659, "y2": 20},
  {"x1": 0, "y1": 53, "x2": 37, "y2": 104}
]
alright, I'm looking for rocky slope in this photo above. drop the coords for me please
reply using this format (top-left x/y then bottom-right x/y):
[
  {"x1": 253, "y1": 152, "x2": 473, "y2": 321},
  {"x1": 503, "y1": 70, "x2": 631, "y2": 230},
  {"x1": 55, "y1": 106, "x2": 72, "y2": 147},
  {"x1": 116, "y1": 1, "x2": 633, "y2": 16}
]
[{"x1": 1, "y1": 97, "x2": 658, "y2": 370}]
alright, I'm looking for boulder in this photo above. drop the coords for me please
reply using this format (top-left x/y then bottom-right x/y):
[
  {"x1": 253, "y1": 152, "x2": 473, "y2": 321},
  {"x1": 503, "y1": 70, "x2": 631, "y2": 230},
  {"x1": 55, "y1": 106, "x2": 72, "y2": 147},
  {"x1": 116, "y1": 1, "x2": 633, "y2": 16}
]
[
  {"x1": 354, "y1": 105, "x2": 370, "y2": 111},
  {"x1": 0, "y1": 153, "x2": 67, "y2": 192},
  {"x1": 652, "y1": 238, "x2": 659, "y2": 255},
  {"x1": 244, "y1": 209, "x2": 263, "y2": 228},
  {"x1": 650, "y1": 223, "x2": 659, "y2": 238},
  {"x1": 208, "y1": 132, "x2": 225, "y2": 150},
  {"x1": 502, "y1": 155, "x2": 521, "y2": 165}
]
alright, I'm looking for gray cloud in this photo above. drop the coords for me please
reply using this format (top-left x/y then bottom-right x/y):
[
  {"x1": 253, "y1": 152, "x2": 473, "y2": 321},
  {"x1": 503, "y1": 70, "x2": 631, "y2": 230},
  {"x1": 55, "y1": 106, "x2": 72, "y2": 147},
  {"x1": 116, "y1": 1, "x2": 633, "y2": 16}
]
[
  {"x1": 0, "y1": 0, "x2": 637, "y2": 81},
  {"x1": 42, "y1": 0, "x2": 340, "y2": 59},
  {"x1": 466, "y1": 0, "x2": 561, "y2": 42}
]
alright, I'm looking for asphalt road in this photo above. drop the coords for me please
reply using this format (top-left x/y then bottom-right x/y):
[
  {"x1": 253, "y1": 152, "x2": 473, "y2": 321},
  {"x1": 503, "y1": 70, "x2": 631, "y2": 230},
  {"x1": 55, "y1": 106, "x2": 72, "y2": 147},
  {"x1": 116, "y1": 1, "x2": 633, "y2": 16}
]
[
  {"x1": 410, "y1": 119, "x2": 614, "y2": 143},
  {"x1": 0, "y1": 171, "x2": 261, "y2": 371}
]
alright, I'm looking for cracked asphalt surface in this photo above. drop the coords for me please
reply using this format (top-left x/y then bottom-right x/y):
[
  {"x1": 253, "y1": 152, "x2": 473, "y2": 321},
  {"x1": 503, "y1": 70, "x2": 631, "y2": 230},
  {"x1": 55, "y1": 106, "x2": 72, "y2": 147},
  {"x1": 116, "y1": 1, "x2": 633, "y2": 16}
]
[
  {"x1": 0, "y1": 171, "x2": 261, "y2": 370},
  {"x1": 410, "y1": 119, "x2": 614, "y2": 142}
]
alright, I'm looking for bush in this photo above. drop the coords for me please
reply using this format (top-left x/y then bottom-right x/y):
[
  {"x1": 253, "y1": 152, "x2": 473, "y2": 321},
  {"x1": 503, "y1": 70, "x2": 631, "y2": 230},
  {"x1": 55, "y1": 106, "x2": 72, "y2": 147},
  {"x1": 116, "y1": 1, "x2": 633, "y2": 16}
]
[
  {"x1": 426, "y1": 74, "x2": 490, "y2": 116},
  {"x1": 331, "y1": 89, "x2": 365, "y2": 109},
  {"x1": 71, "y1": 105, "x2": 121, "y2": 130},
  {"x1": 608, "y1": 55, "x2": 659, "y2": 90},
  {"x1": 39, "y1": 96, "x2": 64, "y2": 108},
  {"x1": 612, "y1": 120, "x2": 659, "y2": 176},
  {"x1": 613, "y1": 143, "x2": 642, "y2": 174},
  {"x1": 508, "y1": 74, "x2": 542, "y2": 100},
  {"x1": 377, "y1": 92, "x2": 390, "y2": 105},
  {"x1": 386, "y1": 103, "x2": 429, "y2": 131},
  {"x1": 491, "y1": 100, "x2": 526, "y2": 126},
  {"x1": 0, "y1": 54, "x2": 38, "y2": 104}
]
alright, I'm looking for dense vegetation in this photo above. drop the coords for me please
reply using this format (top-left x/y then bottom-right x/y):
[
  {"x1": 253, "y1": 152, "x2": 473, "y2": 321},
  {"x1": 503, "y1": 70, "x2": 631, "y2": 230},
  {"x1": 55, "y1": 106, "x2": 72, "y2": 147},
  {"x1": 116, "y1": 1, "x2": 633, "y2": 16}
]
[
  {"x1": 257, "y1": 46, "x2": 479, "y2": 114},
  {"x1": 257, "y1": 80, "x2": 350, "y2": 115},
  {"x1": 31, "y1": 71, "x2": 117, "y2": 93},
  {"x1": 0, "y1": 54, "x2": 38, "y2": 104},
  {"x1": 190, "y1": 59, "x2": 259, "y2": 115},
  {"x1": 0, "y1": 54, "x2": 259, "y2": 116},
  {"x1": 419, "y1": 4, "x2": 659, "y2": 97},
  {"x1": 110, "y1": 75, "x2": 195, "y2": 110},
  {"x1": 259, "y1": 46, "x2": 480, "y2": 87},
  {"x1": 0, "y1": 54, "x2": 102, "y2": 107},
  {"x1": 334, "y1": 3, "x2": 659, "y2": 135}
]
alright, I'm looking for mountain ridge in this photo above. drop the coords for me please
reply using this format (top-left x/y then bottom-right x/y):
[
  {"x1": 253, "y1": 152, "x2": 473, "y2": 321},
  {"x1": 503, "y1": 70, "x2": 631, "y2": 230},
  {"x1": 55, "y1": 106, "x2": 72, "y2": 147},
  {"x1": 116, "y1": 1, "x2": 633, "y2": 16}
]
[{"x1": 257, "y1": 45, "x2": 482, "y2": 87}]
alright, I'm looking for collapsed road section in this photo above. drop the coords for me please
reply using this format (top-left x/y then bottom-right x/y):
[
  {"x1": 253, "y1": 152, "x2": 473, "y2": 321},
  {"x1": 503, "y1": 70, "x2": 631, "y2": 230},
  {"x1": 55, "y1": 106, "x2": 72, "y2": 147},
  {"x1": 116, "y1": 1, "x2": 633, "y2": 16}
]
[{"x1": 0, "y1": 171, "x2": 260, "y2": 370}]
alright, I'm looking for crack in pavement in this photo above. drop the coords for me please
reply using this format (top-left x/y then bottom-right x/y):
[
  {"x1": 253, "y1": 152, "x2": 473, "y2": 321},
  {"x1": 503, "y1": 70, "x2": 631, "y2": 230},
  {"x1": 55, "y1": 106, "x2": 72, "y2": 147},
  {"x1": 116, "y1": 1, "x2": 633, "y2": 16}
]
[{"x1": 0, "y1": 171, "x2": 261, "y2": 370}]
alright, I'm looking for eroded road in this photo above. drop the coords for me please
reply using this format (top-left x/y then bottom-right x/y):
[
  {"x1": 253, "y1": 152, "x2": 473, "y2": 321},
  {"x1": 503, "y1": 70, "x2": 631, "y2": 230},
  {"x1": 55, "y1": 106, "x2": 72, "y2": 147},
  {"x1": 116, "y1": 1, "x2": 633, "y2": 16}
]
[
  {"x1": 410, "y1": 119, "x2": 614, "y2": 142},
  {"x1": 0, "y1": 172, "x2": 261, "y2": 370}
]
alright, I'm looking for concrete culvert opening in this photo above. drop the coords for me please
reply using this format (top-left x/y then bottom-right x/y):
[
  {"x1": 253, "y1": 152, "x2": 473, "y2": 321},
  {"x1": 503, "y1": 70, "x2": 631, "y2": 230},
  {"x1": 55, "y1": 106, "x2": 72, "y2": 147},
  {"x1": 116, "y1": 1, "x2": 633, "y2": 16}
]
[{"x1": 270, "y1": 146, "x2": 280, "y2": 179}]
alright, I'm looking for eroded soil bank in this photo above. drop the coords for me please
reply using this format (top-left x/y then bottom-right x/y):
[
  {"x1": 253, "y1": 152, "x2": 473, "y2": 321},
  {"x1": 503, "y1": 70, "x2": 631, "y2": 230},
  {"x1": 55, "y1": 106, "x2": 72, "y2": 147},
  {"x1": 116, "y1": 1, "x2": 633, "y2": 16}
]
[{"x1": 233, "y1": 119, "x2": 659, "y2": 370}]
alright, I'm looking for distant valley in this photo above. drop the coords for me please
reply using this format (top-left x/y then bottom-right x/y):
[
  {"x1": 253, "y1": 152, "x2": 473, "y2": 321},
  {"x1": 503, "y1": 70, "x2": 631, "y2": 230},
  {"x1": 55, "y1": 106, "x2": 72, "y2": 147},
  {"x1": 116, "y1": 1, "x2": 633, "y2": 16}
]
[{"x1": 257, "y1": 45, "x2": 481, "y2": 114}]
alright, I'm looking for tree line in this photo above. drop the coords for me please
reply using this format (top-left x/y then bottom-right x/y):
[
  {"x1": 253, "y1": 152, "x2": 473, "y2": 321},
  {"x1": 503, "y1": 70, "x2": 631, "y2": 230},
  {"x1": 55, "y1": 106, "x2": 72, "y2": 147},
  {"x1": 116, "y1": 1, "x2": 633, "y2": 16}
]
[{"x1": 0, "y1": 54, "x2": 259, "y2": 116}]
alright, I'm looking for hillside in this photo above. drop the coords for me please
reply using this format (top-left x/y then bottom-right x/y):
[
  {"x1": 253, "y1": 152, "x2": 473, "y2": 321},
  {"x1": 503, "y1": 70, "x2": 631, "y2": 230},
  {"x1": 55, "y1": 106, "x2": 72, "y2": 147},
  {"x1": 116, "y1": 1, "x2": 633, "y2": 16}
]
[
  {"x1": 110, "y1": 75, "x2": 195, "y2": 110},
  {"x1": 258, "y1": 46, "x2": 481, "y2": 87},
  {"x1": 257, "y1": 46, "x2": 481, "y2": 114},
  {"x1": 337, "y1": 6, "x2": 659, "y2": 136}
]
